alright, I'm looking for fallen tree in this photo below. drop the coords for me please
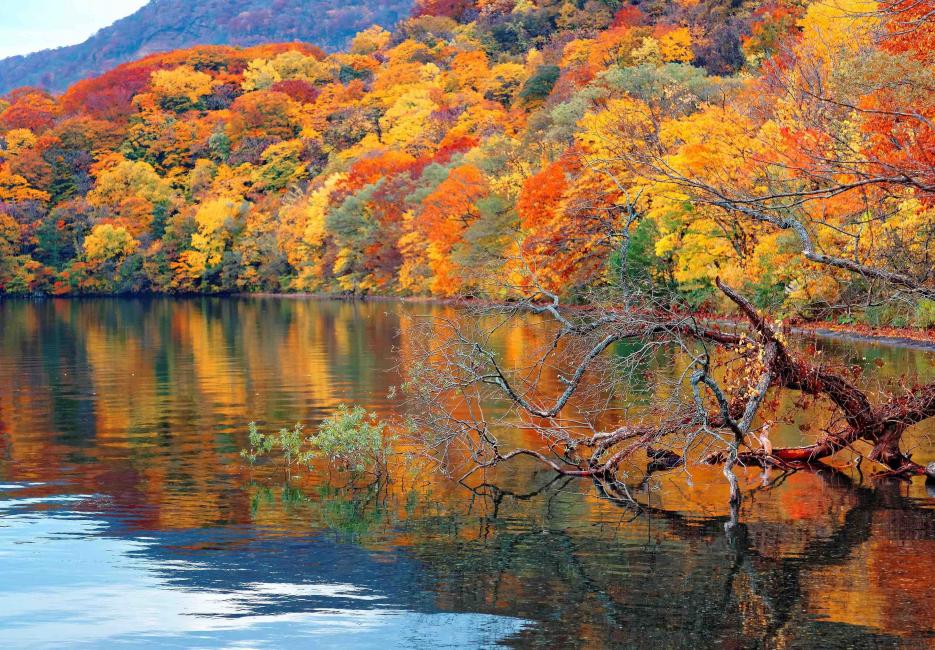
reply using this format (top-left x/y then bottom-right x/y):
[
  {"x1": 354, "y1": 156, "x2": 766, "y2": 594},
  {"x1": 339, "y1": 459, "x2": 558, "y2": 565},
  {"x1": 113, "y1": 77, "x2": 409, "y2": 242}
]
[
  {"x1": 402, "y1": 277, "x2": 935, "y2": 509},
  {"x1": 401, "y1": 1, "x2": 935, "y2": 510}
]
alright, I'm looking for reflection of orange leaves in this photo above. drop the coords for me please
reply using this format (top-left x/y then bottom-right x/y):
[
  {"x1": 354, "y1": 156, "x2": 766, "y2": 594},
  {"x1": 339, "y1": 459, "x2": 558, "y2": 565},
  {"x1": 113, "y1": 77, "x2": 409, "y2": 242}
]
[{"x1": 778, "y1": 477, "x2": 827, "y2": 521}]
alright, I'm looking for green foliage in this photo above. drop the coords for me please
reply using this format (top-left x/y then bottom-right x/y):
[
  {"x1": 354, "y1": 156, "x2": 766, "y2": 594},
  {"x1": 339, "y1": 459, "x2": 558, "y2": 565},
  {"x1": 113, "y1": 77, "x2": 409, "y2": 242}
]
[
  {"x1": 519, "y1": 65, "x2": 561, "y2": 103},
  {"x1": 611, "y1": 218, "x2": 669, "y2": 289},
  {"x1": 315, "y1": 404, "x2": 389, "y2": 472},
  {"x1": 0, "y1": 0, "x2": 923, "y2": 323},
  {"x1": 747, "y1": 272, "x2": 786, "y2": 311},
  {"x1": 600, "y1": 63, "x2": 723, "y2": 116},
  {"x1": 880, "y1": 304, "x2": 912, "y2": 327},
  {"x1": 914, "y1": 299, "x2": 935, "y2": 329},
  {"x1": 452, "y1": 194, "x2": 517, "y2": 283},
  {"x1": 240, "y1": 421, "x2": 308, "y2": 467},
  {"x1": 241, "y1": 404, "x2": 391, "y2": 475}
]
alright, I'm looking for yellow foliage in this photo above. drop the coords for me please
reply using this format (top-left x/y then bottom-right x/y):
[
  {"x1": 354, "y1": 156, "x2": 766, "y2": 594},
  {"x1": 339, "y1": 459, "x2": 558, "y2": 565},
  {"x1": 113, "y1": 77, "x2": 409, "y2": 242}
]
[
  {"x1": 576, "y1": 96, "x2": 655, "y2": 160},
  {"x1": 561, "y1": 39, "x2": 594, "y2": 68},
  {"x1": 632, "y1": 37, "x2": 663, "y2": 65},
  {"x1": 194, "y1": 197, "x2": 241, "y2": 236},
  {"x1": 350, "y1": 25, "x2": 392, "y2": 54},
  {"x1": 659, "y1": 28, "x2": 694, "y2": 63},
  {"x1": 480, "y1": 62, "x2": 527, "y2": 102},
  {"x1": 658, "y1": 105, "x2": 760, "y2": 181},
  {"x1": 655, "y1": 216, "x2": 737, "y2": 286},
  {"x1": 0, "y1": 163, "x2": 50, "y2": 203},
  {"x1": 798, "y1": 0, "x2": 878, "y2": 55},
  {"x1": 150, "y1": 65, "x2": 215, "y2": 102},
  {"x1": 3, "y1": 128, "x2": 37, "y2": 155},
  {"x1": 88, "y1": 158, "x2": 174, "y2": 209},
  {"x1": 82, "y1": 224, "x2": 139, "y2": 263},
  {"x1": 281, "y1": 174, "x2": 346, "y2": 290},
  {"x1": 397, "y1": 211, "x2": 432, "y2": 294},
  {"x1": 171, "y1": 249, "x2": 211, "y2": 284},
  {"x1": 379, "y1": 88, "x2": 438, "y2": 150},
  {"x1": 449, "y1": 50, "x2": 490, "y2": 92},
  {"x1": 384, "y1": 40, "x2": 433, "y2": 66},
  {"x1": 242, "y1": 51, "x2": 332, "y2": 91},
  {"x1": 189, "y1": 159, "x2": 217, "y2": 197}
]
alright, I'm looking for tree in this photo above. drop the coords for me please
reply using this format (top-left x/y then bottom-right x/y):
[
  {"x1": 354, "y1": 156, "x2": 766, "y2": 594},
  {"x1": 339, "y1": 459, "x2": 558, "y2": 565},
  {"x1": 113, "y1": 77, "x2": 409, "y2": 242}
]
[
  {"x1": 413, "y1": 164, "x2": 489, "y2": 295},
  {"x1": 86, "y1": 157, "x2": 175, "y2": 237},
  {"x1": 150, "y1": 65, "x2": 216, "y2": 111},
  {"x1": 400, "y1": 3, "x2": 935, "y2": 519},
  {"x1": 76, "y1": 223, "x2": 142, "y2": 292}
]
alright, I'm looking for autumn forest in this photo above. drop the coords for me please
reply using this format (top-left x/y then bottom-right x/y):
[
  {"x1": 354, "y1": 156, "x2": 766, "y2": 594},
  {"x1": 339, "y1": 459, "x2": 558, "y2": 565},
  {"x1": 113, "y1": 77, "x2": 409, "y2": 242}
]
[
  {"x1": 3, "y1": 1, "x2": 935, "y2": 645},
  {"x1": 0, "y1": 0, "x2": 928, "y2": 324}
]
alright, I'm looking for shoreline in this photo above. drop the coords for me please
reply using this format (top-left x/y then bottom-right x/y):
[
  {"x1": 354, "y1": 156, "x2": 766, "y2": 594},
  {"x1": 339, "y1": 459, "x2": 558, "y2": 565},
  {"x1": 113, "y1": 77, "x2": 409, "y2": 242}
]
[
  {"x1": 6, "y1": 290, "x2": 935, "y2": 351},
  {"x1": 791, "y1": 323, "x2": 935, "y2": 351}
]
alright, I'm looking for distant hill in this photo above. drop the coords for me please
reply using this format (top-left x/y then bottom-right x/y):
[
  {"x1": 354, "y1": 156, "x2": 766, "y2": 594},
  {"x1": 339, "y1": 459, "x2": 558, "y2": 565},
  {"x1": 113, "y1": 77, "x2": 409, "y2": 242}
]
[{"x1": 0, "y1": 0, "x2": 412, "y2": 95}]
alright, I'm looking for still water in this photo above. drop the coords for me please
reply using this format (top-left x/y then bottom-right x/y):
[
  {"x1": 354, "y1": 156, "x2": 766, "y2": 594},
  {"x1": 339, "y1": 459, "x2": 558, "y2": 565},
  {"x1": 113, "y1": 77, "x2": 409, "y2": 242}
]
[{"x1": 1, "y1": 297, "x2": 934, "y2": 648}]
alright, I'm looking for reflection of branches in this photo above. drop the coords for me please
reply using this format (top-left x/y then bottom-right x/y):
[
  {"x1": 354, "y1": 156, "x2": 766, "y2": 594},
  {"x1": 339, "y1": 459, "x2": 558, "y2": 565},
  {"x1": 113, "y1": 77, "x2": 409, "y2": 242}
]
[
  {"x1": 452, "y1": 465, "x2": 931, "y2": 647},
  {"x1": 404, "y1": 272, "x2": 935, "y2": 523},
  {"x1": 410, "y1": 270, "x2": 935, "y2": 498}
]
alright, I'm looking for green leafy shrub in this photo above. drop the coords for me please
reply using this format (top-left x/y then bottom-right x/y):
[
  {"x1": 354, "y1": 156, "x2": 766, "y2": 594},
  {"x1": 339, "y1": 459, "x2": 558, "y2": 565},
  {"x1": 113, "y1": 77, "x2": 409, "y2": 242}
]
[
  {"x1": 882, "y1": 304, "x2": 911, "y2": 328},
  {"x1": 860, "y1": 305, "x2": 884, "y2": 327},
  {"x1": 314, "y1": 404, "x2": 388, "y2": 472},
  {"x1": 241, "y1": 404, "x2": 391, "y2": 475}
]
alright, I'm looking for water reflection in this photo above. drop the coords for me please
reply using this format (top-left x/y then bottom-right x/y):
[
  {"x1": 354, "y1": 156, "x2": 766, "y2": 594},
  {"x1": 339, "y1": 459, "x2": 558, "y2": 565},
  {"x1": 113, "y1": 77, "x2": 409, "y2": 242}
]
[
  {"x1": 1, "y1": 297, "x2": 934, "y2": 648},
  {"x1": 0, "y1": 485, "x2": 527, "y2": 649}
]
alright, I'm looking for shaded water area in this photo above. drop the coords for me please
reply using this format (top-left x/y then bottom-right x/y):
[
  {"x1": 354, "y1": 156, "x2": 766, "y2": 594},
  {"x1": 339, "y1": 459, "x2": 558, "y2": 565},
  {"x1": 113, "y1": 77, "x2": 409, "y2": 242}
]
[{"x1": 1, "y1": 297, "x2": 934, "y2": 648}]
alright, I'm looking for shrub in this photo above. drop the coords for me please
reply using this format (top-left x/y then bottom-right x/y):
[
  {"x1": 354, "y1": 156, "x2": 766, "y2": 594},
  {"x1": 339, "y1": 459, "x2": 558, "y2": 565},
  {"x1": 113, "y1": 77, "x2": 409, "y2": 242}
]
[
  {"x1": 241, "y1": 404, "x2": 391, "y2": 476},
  {"x1": 314, "y1": 404, "x2": 388, "y2": 472}
]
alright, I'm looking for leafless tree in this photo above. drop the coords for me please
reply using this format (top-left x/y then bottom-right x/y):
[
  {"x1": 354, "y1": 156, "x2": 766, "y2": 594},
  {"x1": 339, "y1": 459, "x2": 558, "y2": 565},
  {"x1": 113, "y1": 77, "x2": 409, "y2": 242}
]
[{"x1": 401, "y1": 267, "x2": 935, "y2": 512}]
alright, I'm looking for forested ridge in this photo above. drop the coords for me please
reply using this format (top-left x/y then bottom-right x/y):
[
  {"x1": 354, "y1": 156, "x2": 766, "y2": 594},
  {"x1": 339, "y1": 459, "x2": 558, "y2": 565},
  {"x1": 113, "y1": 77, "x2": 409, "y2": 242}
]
[
  {"x1": 0, "y1": 0, "x2": 412, "y2": 94},
  {"x1": 0, "y1": 0, "x2": 931, "y2": 322}
]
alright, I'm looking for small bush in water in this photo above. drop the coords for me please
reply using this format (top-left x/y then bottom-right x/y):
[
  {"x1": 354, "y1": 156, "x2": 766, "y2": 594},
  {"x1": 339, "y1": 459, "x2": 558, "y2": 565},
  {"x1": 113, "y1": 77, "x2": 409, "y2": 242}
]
[{"x1": 241, "y1": 404, "x2": 390, "y2": 475}]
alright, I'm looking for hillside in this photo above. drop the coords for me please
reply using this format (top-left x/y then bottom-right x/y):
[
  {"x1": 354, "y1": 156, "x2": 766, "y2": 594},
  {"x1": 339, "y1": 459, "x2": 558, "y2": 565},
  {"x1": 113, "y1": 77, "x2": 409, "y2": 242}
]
[
  {"x1": 0, "y1": 0, "x2": 931, "y2": 323},
  {"x1": 0, "y1": 0, "x2": 413, "y2": 95}
]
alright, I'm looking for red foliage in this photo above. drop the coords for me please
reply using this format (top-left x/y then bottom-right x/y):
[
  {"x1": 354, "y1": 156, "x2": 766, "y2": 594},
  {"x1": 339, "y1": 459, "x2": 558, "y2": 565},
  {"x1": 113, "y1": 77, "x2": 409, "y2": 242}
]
[
  {"x1": 229, "y1": 91, "x2": 298, "y2": 141},
  {"x1": 344, "y1": 150, "x2": 420, "y2": 191},
  {"x1": 270, "y1": 79, "x2": 320, "y2": 104},
  {"x1": 610, "y1": 5, "x2": 644, "y2": 29},
  {"x1": 412, "y1": 0, "x2": 476, "y2": 19},
  {"x1": 60, "y1": 65, "x2": 155, "y2": 119},
  {"x1": 881, "y1": 0, "x2": 935, "y2": 60},
  {"x1": 0, "y1": 90, "x2": 58, "y2": 133},
  {"x1": 433, "y1": 135, "x2": 479, "y2": 165}
]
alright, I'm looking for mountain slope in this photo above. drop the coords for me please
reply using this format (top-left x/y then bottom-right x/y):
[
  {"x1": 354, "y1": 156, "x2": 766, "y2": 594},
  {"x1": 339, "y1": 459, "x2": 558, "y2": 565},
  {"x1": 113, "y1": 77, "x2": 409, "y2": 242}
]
[{"x1": 0, "y1": 0, "x2": 412, "y2": 95}]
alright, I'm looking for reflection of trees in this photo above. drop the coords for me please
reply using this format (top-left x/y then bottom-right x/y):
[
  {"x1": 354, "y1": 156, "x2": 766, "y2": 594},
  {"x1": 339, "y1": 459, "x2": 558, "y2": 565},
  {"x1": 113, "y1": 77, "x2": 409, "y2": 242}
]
[
  {"x1": 395, "y1": 472, "x2": 932, "y2": 648},
  {"x1": 2, "y1": 299, "x2": 934, "y2": 646},
  {"x1": 0, "y1": 298, "x2": 408, "y2": 528}
]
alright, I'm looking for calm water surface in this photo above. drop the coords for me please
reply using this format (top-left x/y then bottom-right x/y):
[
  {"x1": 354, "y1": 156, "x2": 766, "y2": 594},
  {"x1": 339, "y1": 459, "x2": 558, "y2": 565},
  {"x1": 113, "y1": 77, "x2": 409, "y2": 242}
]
[{"x1": 1, "y1": 297, "x2": 934, "y2": 648}]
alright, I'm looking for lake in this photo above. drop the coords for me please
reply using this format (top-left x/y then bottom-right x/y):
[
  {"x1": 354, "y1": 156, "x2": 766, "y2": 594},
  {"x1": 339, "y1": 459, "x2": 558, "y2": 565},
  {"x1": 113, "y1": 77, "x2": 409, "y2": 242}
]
[{"x1": 1, "y1": 297, "x2": 934, "y2": 648}]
